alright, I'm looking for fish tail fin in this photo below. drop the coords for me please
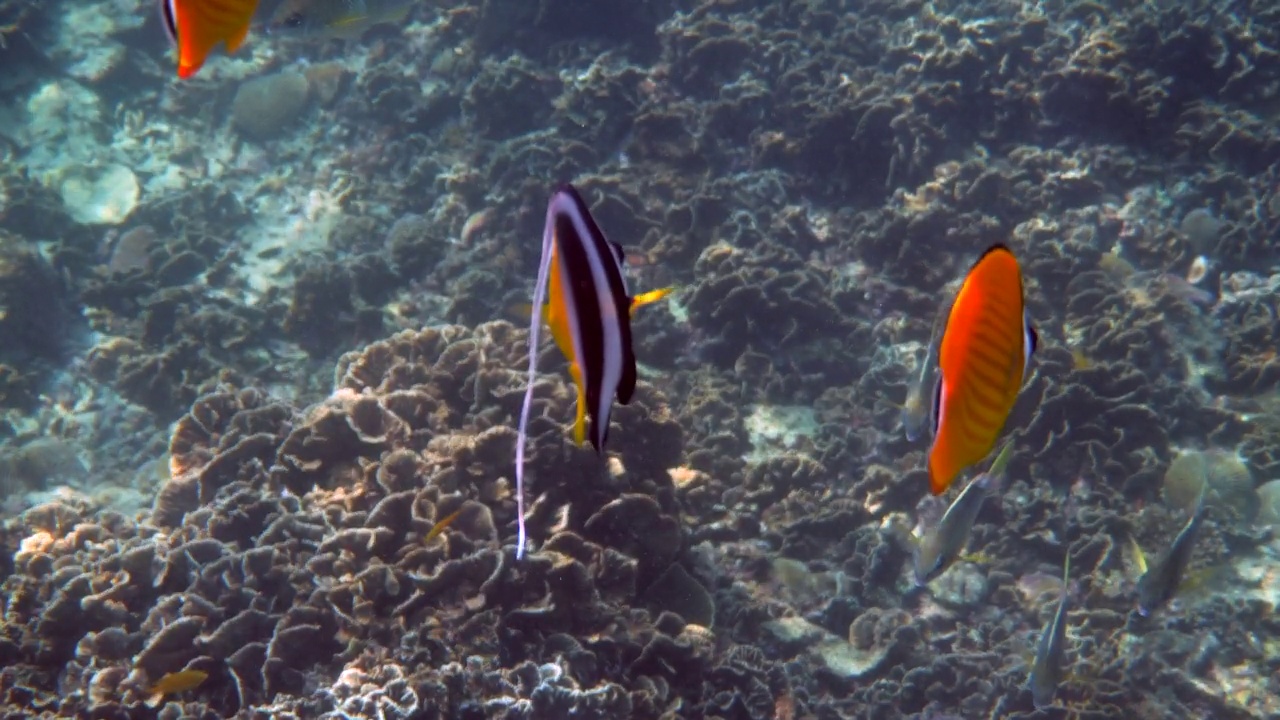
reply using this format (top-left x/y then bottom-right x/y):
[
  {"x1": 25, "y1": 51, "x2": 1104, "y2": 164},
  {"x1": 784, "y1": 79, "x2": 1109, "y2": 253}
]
[
  {"x1": 630, "y1": 287, "x2": 674, "y2": 315},
  {"x1": 224, "y1": 17, "x2": 252, "y2": 53},
  {"x1": 927, "y1": 439, "x2": 961, "y2": 495}
]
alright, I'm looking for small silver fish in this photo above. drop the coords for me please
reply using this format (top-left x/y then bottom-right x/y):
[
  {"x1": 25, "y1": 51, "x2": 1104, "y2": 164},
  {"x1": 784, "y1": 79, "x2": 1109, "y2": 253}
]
[
  {"x1": 1028, "y1": 553, "x2": 1071, "y2": 709},
  {"x1": 266, "y1": 0, "x2": 412, "y2": 38},
  {"x1": 902, "y1": 303, "x2": 947, "y2": 442},
  {"x1": 1135, "y1": 482, "x2": 1208, "y2": 616},
  {"x1": 901, "y1": 347, "x2": 935, "y2": 442},
  {"x1": 912, "y1": 440, "x2": 1013, "y2": 585}
]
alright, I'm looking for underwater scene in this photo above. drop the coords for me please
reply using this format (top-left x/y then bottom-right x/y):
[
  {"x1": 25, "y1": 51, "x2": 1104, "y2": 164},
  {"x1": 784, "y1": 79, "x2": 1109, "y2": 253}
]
[{"x1": 0, "y1": 0, "x2": 1279, "y2": 717}]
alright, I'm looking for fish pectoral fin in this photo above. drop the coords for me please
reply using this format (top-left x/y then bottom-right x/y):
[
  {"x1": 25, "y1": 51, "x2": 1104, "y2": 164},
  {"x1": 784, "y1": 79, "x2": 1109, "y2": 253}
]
[{"x1": 630, "y1": 287, "x2": 674, "y2": 315}]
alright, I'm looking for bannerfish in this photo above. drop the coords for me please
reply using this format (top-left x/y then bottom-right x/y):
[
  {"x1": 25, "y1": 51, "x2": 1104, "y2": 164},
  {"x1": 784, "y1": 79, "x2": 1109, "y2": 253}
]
[
  {"x1": 913, "y1": 440, "x2": 1013, "y2": 585},
  {"x1": 928, "y1": 244, "x2": 1037, "y2": 495},
  {"x1": 146, "y1": 669, "x2": 208, "y2": 707},
  {"x1": 902, "y1": 299, "x2": 948, "y2": 442},
  {"x1": 266, "y1": 0, "x2": 412, "y2": 39},
  {"x1": 158, "y1": 0, "x2": 261, "y2": 79},
  {"x1": 1135, "y1": 482, "x2": 1208, "y2": 616},
  {"x1": 513, "y1": 184, "x2": 672, "y2": 558},
  {"x1": 1028, "y1": 553, "x2": 1071, "y2": 709}
]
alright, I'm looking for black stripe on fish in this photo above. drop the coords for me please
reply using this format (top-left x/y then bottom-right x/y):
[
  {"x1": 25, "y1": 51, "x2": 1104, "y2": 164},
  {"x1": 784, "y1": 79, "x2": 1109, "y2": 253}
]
[
  {"x1": 159, "y1": 0, "x2": 178, "y2": 45},
  {"x1": 547, "y1": 184, "x2": 637, "y2": 451}
]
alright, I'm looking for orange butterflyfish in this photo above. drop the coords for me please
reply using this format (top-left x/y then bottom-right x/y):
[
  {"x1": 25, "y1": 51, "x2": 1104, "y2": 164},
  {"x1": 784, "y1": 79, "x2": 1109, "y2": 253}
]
[
  {"x1": 927, "y1": 243, "x2": 1037, "y2": 495},
  {"x1": 513, "y1": 183, "x2": 672, "y2": 559},
  {"x1": 158, "y1": 0, "x2": 261, "y2": 79}
]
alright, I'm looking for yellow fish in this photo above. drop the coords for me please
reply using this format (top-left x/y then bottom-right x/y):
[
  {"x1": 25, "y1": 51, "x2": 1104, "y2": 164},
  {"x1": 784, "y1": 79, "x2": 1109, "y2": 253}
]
[
  {"x1": 146, "y1": 669, "x2": 208, "y2": 707},
  {"x1": 425, "y1": 508, "x2": 462, "y2": 543}
]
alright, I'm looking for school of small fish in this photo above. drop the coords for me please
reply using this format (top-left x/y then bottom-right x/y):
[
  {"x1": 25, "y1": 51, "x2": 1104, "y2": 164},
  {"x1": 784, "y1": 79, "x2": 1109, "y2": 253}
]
[{"x1": 146, "y1": 7, "x2": 1220, "y2": 714}]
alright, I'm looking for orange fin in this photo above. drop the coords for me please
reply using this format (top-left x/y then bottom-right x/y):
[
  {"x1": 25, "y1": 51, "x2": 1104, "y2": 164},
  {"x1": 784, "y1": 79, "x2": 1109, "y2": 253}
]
[
  {"x1": 224, "y1": 17, "x2": 253, "y2": 53},
  {"x1": 172, "y1": 0, "x2": 258, "y2": 78}
]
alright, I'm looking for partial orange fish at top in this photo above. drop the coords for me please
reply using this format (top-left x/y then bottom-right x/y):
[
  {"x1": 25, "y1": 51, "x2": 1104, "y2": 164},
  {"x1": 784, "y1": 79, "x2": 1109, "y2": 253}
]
[
  {"x1": 927, "y1": 244, "x2": 1037, "y2": 495},
  {"x1": 158, "y1": 0, "x2": 261, "y2": 79}
]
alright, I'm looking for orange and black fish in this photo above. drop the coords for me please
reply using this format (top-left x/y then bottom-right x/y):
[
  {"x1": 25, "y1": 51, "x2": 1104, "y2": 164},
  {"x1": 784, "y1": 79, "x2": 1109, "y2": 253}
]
[
  {"x1": 927, "y1": 244, "x2": 1037, "y2": 495},
  {"x1": 158, "y1": 0, "x2": 261, "y2": 79},
  {"x1": 514, "y1": 184, "x2": 671, "y2": 558}
]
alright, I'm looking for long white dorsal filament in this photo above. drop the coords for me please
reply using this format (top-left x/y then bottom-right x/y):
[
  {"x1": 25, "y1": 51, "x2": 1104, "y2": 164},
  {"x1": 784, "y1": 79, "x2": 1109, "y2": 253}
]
[{"x1": 514, "y1": 203, "x2": 556, "y2": 559}]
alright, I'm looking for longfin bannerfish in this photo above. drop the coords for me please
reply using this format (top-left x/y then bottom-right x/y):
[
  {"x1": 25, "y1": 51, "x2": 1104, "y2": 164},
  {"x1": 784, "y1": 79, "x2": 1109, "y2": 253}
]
[
  {"x1": 928, "y1": 244, "x2": 1037, "y2": 495},
  {"x1": 514, "y1": 184, "x2": 672, "y2": 559},
  {"x1": 158, "y1": 0, "x2": 261, "y2": 79},
  {"x1": 1028, "y1": 553, "x2": 1071, "y2": 709}
]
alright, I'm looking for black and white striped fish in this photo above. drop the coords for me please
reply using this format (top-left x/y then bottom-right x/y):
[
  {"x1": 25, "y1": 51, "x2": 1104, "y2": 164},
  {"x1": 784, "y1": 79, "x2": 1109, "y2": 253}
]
[{"x1": 514, "y1": 184, "x2": 671, "y2": 558}]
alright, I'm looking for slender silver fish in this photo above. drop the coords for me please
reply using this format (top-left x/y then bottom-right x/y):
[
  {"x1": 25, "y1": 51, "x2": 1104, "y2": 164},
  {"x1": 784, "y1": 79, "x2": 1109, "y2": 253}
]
[
  {"x1": 912, "y1": 440, "x2": 1013, "y2": 585},
  {"x1": 266, "y1": 0, "x2": 412, "y2": 38},
  {"x1": 1028, "y1": 553, "x2": 1071, "y2": 709},
  {"x1": 1135, "y1": 482, "x2": 1208, "y2": 616},
  {"x1": 901, "y1": 300, "x2": 947, "y2": 442}
]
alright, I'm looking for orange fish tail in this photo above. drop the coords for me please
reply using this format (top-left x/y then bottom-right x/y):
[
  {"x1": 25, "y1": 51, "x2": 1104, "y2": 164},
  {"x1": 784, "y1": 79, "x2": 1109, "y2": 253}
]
[{"x1": 172, "y1": 0, "x2": 258, "y2": 78}]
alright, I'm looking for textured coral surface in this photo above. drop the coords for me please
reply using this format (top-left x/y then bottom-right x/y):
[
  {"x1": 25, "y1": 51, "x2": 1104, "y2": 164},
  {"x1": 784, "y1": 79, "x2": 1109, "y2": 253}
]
[{"x1": 0, "y1": 0, "x2": 1279, "y2": 718}]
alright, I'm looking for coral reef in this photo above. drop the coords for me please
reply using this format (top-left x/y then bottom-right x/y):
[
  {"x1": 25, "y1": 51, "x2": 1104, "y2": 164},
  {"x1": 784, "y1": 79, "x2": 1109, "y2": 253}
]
[{"x1": 0, "y1": 0, "x2": 1278, "y2": 717}]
